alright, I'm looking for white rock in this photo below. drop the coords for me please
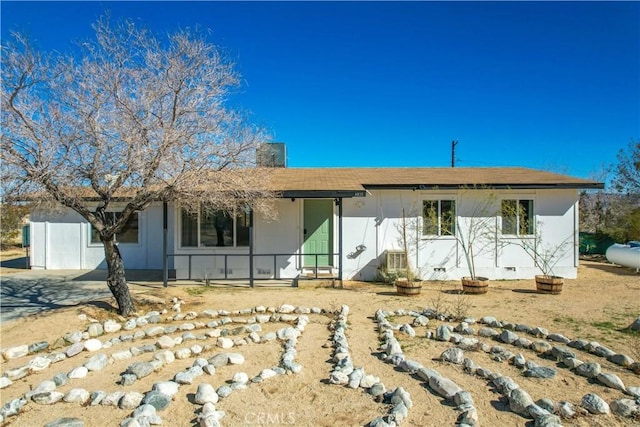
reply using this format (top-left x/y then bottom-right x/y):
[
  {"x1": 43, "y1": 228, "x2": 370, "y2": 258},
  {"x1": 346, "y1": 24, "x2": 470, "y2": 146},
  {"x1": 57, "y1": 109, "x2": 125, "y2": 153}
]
[
  {"x1": 154, "y1": 350, "x2": 176, "y2": 365},
  {"x1": 216, "y1": 338, "x2": 233, "y2": 349},
  {"x1": 152, "y1": 381, "x2": 180, "y2": 397},
  {"x1": 0, "y1": 377, "x2": 13, "y2": 389},
  {"x1": 227, "y1": 353, "x2": 245, "y2": 365},
  {"x1": 103, "y1": 320, "x2": 122, "y2": 333},
  {"x1": 64, "y1": 388, "x2": 90, "y2": 404},
  {"x1": 195, "y1": 383, "x2": 219, "y2": 404},
  {"x1": 84, "y1": 339, "x2": 103, "y2": 352},
  {"x1": 68, "y1": 366, "x2": 89, "y2": 379},
  {"x1": 27, "y1": 355, "x2": 51, "y2": 372},
  {"x1": 157, "y1": 335, "x2": 176, "y2": 349},
  {"x1": 119, "y1": 391, "x2": 145, "y2": 409},
  {"x1": 232, "y1": 372, "x2": 249, "y2": 384},
  {"x1": 191, "y1": 344, "x2": 203, "y2": 354},
  {"x1": 112, "y1": 350, "x2": 133, "y2": 361},
  {"x1": 175, "y1": 348, "x2": 192, "y2": 359},
  {"x1": 278, "y1": 304, "x2": 295, "y2": 314},
  {"x1": 260, "y1": 369, "x2": 277, "y2": 380},
  {"x1": 2, "y1": 345, "x2": 29, "y2": 360}
]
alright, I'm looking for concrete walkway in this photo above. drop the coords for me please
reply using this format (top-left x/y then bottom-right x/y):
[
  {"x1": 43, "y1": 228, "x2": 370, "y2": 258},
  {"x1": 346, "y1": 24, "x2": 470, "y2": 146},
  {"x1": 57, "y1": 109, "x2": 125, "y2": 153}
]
[{"x1": 0, "y1": 269, "x2": 164, "y2": 325}]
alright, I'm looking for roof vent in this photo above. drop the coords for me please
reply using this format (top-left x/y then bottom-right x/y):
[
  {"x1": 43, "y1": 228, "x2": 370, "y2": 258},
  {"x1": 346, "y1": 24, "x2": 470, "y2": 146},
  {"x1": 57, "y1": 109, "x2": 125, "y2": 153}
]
[{"x1": 257, "y1": 142, "x2": 287, "y2": 168}]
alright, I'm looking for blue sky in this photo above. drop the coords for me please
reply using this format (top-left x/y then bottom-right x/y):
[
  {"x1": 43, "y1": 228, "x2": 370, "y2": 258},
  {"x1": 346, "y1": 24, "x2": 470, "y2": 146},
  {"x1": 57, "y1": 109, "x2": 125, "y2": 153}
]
[{"x1": 2, "y1": 1, "x2": 638, "y2": 180}]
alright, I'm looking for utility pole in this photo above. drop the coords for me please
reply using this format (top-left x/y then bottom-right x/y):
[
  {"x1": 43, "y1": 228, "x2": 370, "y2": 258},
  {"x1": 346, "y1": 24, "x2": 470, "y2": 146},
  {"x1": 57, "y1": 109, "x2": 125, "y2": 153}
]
[{"x1": 451, "y1": 140, "x2": 458, "y2": 167}]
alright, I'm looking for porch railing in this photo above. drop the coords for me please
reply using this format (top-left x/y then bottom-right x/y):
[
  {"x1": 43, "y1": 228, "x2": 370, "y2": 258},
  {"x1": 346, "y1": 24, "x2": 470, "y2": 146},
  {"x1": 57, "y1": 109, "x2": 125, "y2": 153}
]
[{"x1": 164, "y1": 252, "x2": 340, "y2": 287}]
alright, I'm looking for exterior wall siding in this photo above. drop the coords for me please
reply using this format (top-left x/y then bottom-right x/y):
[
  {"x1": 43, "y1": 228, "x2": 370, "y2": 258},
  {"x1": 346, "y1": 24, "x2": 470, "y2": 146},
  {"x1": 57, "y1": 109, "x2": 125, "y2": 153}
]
[{"x1": 29, "y1": 189, "x2": 580, "y2": 280}]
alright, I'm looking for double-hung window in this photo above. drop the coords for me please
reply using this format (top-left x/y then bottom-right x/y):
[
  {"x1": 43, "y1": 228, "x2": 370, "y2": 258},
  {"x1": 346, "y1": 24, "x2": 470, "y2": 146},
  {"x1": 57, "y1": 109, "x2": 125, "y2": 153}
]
[
  {"x1": 422, "y1": 200, "x2": 456, "y2": 236},
  {"x1": 90, "y1": 212, "x2": 139, "y2": 244},
  {"x1": 501, "y1": 199, "x2": 534, "y2": 235},
  {"x1": 181, "y1": 206, "x2": 249, "y2": 248}
]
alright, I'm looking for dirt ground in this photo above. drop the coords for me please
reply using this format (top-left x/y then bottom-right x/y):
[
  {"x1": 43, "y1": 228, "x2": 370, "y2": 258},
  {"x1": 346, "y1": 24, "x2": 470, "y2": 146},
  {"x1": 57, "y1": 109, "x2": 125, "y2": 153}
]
[{"x1": 1, "y1": 258, "x2": 639, "y2": 426}]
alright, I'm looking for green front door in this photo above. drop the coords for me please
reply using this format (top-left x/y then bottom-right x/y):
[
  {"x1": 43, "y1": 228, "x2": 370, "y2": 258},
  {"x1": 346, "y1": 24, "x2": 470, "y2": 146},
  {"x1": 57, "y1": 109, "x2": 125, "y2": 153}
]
[{"x1": 303, "y1": 199, "x2": 333, "y2": 267}]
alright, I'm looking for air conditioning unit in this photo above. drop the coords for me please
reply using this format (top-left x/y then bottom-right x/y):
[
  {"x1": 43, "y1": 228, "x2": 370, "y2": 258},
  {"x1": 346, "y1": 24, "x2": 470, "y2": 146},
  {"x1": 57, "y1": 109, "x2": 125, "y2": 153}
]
[{"x1": 385, "y1": 250, "x2": 407, "y2": 272}]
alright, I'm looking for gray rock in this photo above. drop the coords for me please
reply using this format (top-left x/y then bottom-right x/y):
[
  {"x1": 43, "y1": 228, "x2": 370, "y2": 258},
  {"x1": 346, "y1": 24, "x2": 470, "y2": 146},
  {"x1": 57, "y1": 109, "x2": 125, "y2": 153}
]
[
  {"x1": 120, "y1": 374, "x2": 137, "y2": 386},
  {"x1": 523, "y1": 366, "x2": 557, "y2": 379},
  {"x1": 454, "y1": 390, "x2": 475, "y2": 408},
  {"x1": 399, "y1": 359, "x2": 423, "y2": 373},
  {"x1": 596, "y1": 372, "x2": 626, "y2": 391},
  {"x1": 536, "y1": 398, "x2": 556, "y2": 413},
  {"x1": 492, "y1": 376, "x2": 519, "y2": 395},
  {"x1": 576, "y1": 362, "x2": 601, "y2": 378},
  {"x1": 480, "y1": 316, "x2": 499, "y2": 326},
  {"x1": 562, "y1": 357, "x2": 583, "y2": 369},
  {"x1": 216, "y1": 385, "x2": 233, "y2": 398},
  {"x1": 368, "y1": 382, "x2": 386, "y2": 397},
  {"x1": 610, "y1": 398, "x2": 639, "y2": 417},
  {"x1": 399, "y1": 323, "x2": 416, "y2": 337},
  {"x1": 607, "y1": 353, "x2": 634, "y2": 367},
  {"x1": 389, "y1": 386, "x2": 413, "y2": 409},
  {"x1": 141, "y1": 391, "x2": 172, "y2": 411},
  {"x1": 429, "y1": 375, "x2": 461, "y2": 400},
  {"x1": 530, "y1": 327, "x2": 548, "y2": 338},
  {"x1": 5, "y1": 366, "x2": 29, "y2": 380},
  {"x1": 1, "y1": 397, "x2": 27, "y2": 418},
  {"x1": 547, "y1": 333, "x2": 570, "y2": 343},
  {"x1": 527, "y1": 403, "x2": 551, "y2": 419},
  {"x1": 509, "y1": 388, "x2": 534, "y2": 417},
  {"x1": 348, "y1": 367, "x2": 364, "y2": 389},
  {"x1": 500, "y1": 330, "x2": 519, "y2": 344},
  {"x1": 629, "y1": 317, "x2": 640, "y2": 332},
  {"x1": 174, "y1": 366, "x2": 204, "y2": 384},
  {"x1": 515, "y1": 324, "x2": 532, "y2": 333},
  {"x1": 44, "y1": 418, "x2": 85, "y2": 427},
  {"x1": 478, "y1": 327, "x2": 499, "y2": 338},
  {"x1": 627, "y1": 386, "x2": 640, "y2": 398},
  {"x1": 208, "y1": 353, "x2": 229, "y2": 367},
  {"x1": 28, "y1": 341, "x2": 49, "y2": 353},
  {"x1": 126, "y1": 362, "x2": 155, "y2": 379},
  {"x1": 436, "y1": 325, "x2": 451, "y2": 341},
  {"x1": 558, "y1": 401, "x2": 576, "y2": 418},
  {"x1": 534, "y1": 414, "x2": 563, "y2": 427},
  {"x1": 413, "y1": 315, "x2": 429, "y2": 326},
  {"x1": 441, "y1": 347, "x2": 464, "y2": 364},
  {"x1": 593, "y1": 345, "x2": 616, "y2": 358},
  {"x1": 88, "y1": 323, "x2": 104, "y2": 337},
  {"x1": 582, "y1": 393, "x2": 610, "y2": 414},
  {"x1": 101, "y1": 391, "x2": 125, "y2": 407},
  {"x1": 550, "y1": 346, "x2": 575, "y2": 361},
  {"x1": 84, "y1": 353, "x2": 108, "y2": 371},
  {"x1": 329, "y1": 371, "x2": 349, "y2": 385},
  {"x1": 568, "y1": 339, "x2": 588, "y2": 349},
  {"x1": 90, "y1": 391, "x2": 106, "y2": 405},
  {"x1": 531, "y1": 341, "x2": 552, "y2": 354},
  {"x1": 31, "y1": 391, "x2": 65, "y2": 404},
  {"x1": 389, "y1": 401, "x2": 408, "y2": 423},
  {"x1": 65, "y1": 342, "x2": 85, "y2": 357}
]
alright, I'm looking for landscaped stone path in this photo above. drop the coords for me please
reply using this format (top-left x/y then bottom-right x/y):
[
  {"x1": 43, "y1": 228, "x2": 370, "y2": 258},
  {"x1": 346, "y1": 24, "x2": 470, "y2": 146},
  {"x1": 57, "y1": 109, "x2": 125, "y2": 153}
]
[{"x1": 1, "y1": 302, "x2": 639, "y2": 426}]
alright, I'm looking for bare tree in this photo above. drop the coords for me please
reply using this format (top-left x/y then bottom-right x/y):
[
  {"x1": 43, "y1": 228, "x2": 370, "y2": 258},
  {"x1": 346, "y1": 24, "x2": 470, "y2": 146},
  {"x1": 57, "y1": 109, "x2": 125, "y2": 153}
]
[
  {"x1": 612, "y1": 139, "x2": 640, "y2": 196},
  {"x1": 1, "y1": 18, "x2": 274, "y2": 316}
]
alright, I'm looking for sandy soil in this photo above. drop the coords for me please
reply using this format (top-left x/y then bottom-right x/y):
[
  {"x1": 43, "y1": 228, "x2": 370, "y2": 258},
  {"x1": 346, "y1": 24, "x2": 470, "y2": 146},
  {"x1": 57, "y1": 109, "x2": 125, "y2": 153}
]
[{"x1": 1, "y1": 259, "x2": 639, "y2": 426}]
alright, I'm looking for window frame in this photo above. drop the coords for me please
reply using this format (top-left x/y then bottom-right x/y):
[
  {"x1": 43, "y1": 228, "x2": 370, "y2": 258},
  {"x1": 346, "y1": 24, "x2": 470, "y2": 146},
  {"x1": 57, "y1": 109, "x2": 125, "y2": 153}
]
[
  {"x1": 179, "y1": 205, "x2": 250, "y2": 248},
  {"x1": 89, "y1": 211, "x2": 140, "y2": 245},
  {"x1": 501, "y1": 198, "x2": 535, "y2": 236},
  {"x1": 421, "y1": 198, "x2": 457, "y2": 238}
]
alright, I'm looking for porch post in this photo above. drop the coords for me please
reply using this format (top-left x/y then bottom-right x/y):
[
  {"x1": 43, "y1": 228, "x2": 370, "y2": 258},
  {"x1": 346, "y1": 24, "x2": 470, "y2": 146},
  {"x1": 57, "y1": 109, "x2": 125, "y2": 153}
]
[
  {"x1": 338, "y1": 198, "x2": 343, "y2": 281},
  {"x1": 249, "y1": 207, "x2": 254, "y2": 288},
  {"x1": 163, "y1": 201, "x2": 168, "y2": 288}
]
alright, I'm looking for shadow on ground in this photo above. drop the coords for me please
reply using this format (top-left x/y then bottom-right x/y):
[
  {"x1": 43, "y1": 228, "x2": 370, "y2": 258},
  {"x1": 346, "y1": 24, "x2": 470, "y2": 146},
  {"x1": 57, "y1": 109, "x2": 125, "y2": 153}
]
[{"x1": 0, "y1": 274, "x2": 113, "y2": 324}]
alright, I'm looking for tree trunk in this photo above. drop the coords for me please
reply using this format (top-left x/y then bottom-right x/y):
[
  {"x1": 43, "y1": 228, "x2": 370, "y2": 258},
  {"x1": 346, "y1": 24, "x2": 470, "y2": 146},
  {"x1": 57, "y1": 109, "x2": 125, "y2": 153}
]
[{"x1": 102, "y1": 237, "x2": 136, "y2": 316}]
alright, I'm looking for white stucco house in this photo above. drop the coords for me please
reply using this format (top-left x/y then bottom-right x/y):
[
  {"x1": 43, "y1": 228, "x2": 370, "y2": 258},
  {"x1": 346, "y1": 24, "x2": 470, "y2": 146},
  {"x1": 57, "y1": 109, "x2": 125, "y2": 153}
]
[{"x1": 29, "y1": 166, "x2": 603, "y2": 285}]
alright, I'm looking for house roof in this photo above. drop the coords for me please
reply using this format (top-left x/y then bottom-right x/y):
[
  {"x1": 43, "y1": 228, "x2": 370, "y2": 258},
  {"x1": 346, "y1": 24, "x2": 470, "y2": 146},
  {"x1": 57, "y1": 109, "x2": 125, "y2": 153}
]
[{"x1": 268, "y1": 167, "x2": 604, "y2": 197}]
